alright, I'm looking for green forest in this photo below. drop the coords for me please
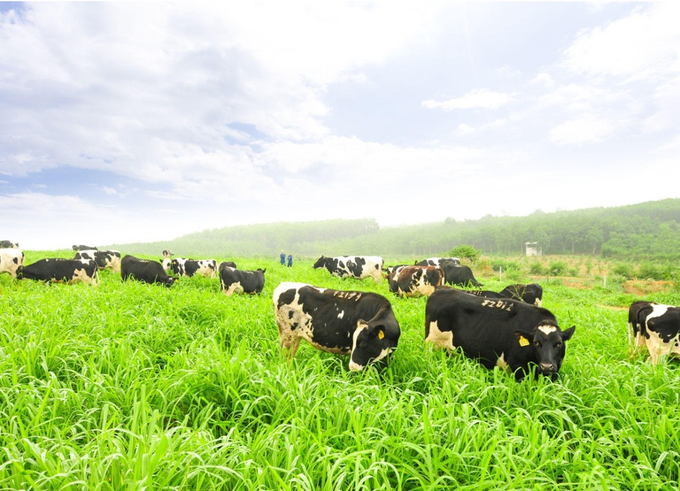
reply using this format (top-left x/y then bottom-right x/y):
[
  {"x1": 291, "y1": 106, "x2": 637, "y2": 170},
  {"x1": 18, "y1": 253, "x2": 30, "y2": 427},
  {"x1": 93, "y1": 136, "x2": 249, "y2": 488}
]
[{"x1": 110, "y1": 199, "x2": 680, "y2": 261}]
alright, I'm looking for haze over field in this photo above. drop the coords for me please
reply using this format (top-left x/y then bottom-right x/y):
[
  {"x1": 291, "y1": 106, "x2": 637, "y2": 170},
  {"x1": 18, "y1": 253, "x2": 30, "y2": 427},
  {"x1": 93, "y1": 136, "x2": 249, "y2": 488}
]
[{"x1": 1, "y1": 1, "x2": 678, "y2": 250}]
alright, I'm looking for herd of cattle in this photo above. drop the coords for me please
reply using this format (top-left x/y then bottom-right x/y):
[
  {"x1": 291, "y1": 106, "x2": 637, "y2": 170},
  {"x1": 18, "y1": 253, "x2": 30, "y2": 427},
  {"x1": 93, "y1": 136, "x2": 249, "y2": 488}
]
[{"x1": 1, "y1": 242, "x2": 679, "y2": 380}]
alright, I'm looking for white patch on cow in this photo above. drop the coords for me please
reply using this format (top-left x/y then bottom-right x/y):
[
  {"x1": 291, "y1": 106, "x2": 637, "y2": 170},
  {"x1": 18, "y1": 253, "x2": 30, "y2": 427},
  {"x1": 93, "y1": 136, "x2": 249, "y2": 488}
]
[
  {"x1": 496, "y1": 352, "x2": 509, "y2": 371},
  {"x1": 162, "y1": 258, "x2": 172, "y2": 270},
  {"x1": 337, "y1": 310, "x2": 345, "y2": 319},
  {"x1": 70, "y1": 267, "x2": 99, "y2": 286},
  {"x1": 425, "y1": 320, "x2": 454, "y2": 351},
  {"x1": 223, "y1": 281, "x2": 244, "y2": 296},
  {"x1": 538, "y1": 325, "x2": 557, "y2": 335},
  {"x1": 534, "y1": 298, "x2": 542, "y2": 307}
]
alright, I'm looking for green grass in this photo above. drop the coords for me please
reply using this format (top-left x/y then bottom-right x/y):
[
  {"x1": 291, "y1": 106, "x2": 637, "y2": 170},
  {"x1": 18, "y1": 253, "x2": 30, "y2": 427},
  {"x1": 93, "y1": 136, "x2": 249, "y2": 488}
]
[{"x1": 1, "y1": 254, "x2": 679, "y2": 489}]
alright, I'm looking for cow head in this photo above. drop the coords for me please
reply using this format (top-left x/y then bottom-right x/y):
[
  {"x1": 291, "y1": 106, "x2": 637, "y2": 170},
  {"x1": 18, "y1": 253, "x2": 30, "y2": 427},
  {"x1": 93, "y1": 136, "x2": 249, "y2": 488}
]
[
  {"x1": 163, "y1": 276, "x2": 177, "y2": 288},
  {"x1": 515, "y1": 322, "x2": 575, "y2": 380},
  {"x1": 348, "y1": 305, "x2": 400, "y2": 371},
  {"x1": 312, "y1": 256, "x2": 327, "y2": 269}
]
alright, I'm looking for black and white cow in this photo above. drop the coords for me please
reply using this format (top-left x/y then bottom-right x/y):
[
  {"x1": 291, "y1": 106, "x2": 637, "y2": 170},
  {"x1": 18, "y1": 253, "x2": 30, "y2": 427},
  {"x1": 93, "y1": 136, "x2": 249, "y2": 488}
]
[
  {"x1": 162, "y1": 249, "x2": 174, "y2": 258},
  {"x1": 458, "y1": 283, "x2": 543, "y2": 306},
  {"x1": 219, "y1": 263, "x2": 265, "y2": 296},
  {"x1": 74, "y1": 250, "x2": 121, "y2": 273},
  {"x1": 313, "y1": 255, "x2": 384, "y2": 283},
  {"x1": 121, "y1": 255, "x2": 177, "y2": 287},
  {"x1": 72, "y1": 244, "x2": 97, "y2": 251},
  {"x1": 415, "y1": 257, "x2": 461, "y2": 267},
  {"x1": 18, "y1": 258, "x2": 99, "y2": 286},
  {"x1": 0, "y1": 248, "x2": 25, "y2": 278},
  {"x1": 273, "y1": 282, "x2": 401, "y2": 371},
  {"x1": 163, "y1": 258, "x2": 218, "y2": 279},
  {"x1": 0, "y1": 240, "x2": 19, "y2": 249},
  {"x1": 425, "y1": 288, "x2": 575, "y2": 380},
  {"x1": 499, "y1": 283, "x2": 543, "y2": 306},
  {"x1": 388, "y1": 265, "x2": 444, "y2": 297},
  {"x1": 439, "y1": 262, "x2": 483, "y2": 287},
  {"x1": 628, "y1": 301, "x2": 680, "y2": 364}
]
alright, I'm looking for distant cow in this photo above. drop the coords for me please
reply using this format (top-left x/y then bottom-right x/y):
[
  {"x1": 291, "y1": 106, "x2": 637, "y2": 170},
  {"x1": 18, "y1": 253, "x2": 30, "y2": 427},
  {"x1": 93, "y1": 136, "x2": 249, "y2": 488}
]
[
  {"x1": 72, "y1": 245, "x2": 97, "y2": 251},
  {"x1": 121, "y1": 255, "x2": 177, "y2": 287},
  {"x1": 439, "y1": 262, "x2": 483, "y2": 287},
  {"x1": 18, "y1": 258, "x2": 99, "y2": 286},
  {"x1": 425, "y1": 288, "x2": 575, "y2": 380},
  {"x1": 415, "y1": 257, "x2": 461, "y2": 267},
  {"x1": 313, "y1": 255, "x2": 384, "y2": 283},
  {"x1": 459, "y1": 283, "x2": 543, "y2": 306},
  {"x1": 628, "y1": 301, "x2": 680, "y2": 364},
  {"x1": 219, "y1": 263, "x2": 265, "y2": 296},
  {"x1": 164, "y1": 258, "x2": 218, "y2": 279},
  {"x1": 388, "y1": 265, "x2": 444, "y2": 297},
  {"x1": 499, "y1": 284, "x2": 543, "y2": 306},
  {"x1": 162, "y1": 249, "x2": 174, "y2": 258},
  {"x1": 0, "y1": 240, "x2": 19, "y2": 249},
  {"x1": 273, "y1": 282, "x2": 401, "y2": 371},
  {"x1": 74, "y1": 250, "x2": 121, "y2": 273},
  {"x1": 0, "y1": 248, "x2": 25, "y2": 278}
]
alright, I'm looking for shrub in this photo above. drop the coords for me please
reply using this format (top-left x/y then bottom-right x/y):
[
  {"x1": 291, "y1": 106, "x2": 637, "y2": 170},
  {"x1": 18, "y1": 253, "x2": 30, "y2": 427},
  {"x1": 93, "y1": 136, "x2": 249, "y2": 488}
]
[
  {"x1": 548, "y1": 261, "x2": 568, "y2": 276},
  {"x1": 529, "y1": 261, "x2": 546, "y2": 275},
  {"x1": 446, "y1": 245, "x2": 481, "y2": 262}
]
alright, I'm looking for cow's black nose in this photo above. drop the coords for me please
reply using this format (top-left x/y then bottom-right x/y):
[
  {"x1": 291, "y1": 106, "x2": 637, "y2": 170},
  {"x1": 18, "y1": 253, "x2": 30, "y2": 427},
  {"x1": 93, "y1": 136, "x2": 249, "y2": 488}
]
[{"x1": 540, "y1": 362, "x2": 555, "y2": 372}]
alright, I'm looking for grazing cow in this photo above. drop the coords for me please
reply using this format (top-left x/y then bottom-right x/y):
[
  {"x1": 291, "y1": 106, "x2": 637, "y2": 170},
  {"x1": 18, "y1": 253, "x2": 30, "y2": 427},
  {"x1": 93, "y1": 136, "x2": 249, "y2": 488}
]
[
  {"x1": 388, "y1": 265, "x2": 444, "y2": 297},
  {"x1": 439, "y1": 262, "x2": 483, "y2": 287},
  {"x1": 499, "y1": 283, "x2": 543, "y2": 306},
  {"x1": 415, "y1": 257, "x2": 461, "y2": 267},
  {"x1": 313, "y1": 255, "x2": 384, "y2": 283},
  {"x1": 74, "y1": 250, "x2": 122, "y2": 273},
  {"x1": 72, "y1": 244, "x2": 97, "y2": 251},
  {"x1": 425, "y1": 288, "x2": 575, "y2": 380},
  {"x1": 219, "y1": 263, "x2": 265, "y2": 296},
  {"x1": 165, "y1": 258, "x2": 218, "y2": 279},
  {"x1": 0, "y1": 240, "x2": 19, "y2": 249},
  {"x1": 0, "y1": 248, "x2": 25, "y2": 278},
  {"x1": 273, "y1": 282, "x2": 401, "y2": 371},
  {"x1": 18, "y1": 258, "x2": 99, "y2": 286},
  {"x1": 628, "y1": 301, "x2": 680, "y2": 364},
  {"x1": 459, "y1": 283, "x2": 543, "y2": 306},
  {"x1": 121, "y1": 255, "x2": 177, "y2": 287}
]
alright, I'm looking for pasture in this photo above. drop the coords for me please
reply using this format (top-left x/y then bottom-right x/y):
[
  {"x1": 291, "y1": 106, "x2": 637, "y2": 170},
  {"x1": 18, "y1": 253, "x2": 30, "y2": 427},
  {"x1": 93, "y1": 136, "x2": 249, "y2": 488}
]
[{"x1": 1, "y1": 252, "x2": 679, "y2": 489}]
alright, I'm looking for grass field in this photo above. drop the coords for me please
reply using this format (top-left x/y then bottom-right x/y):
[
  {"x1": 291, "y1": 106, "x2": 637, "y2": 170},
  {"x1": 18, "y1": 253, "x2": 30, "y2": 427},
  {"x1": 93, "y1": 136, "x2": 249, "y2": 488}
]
[{"x1": 1, "y1": 253, "x2": 679, "y2": 489}]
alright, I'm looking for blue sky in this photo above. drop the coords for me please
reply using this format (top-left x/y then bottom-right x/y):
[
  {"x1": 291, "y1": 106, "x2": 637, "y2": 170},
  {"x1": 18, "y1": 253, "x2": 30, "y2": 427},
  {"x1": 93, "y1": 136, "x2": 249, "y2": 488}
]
[{"x1": 1, "y1": 1, "x2": 678, "y2": 250}]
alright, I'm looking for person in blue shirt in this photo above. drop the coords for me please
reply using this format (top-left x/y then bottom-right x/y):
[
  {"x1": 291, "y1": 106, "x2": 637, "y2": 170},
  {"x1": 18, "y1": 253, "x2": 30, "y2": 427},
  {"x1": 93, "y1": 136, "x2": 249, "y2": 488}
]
[
  {"x1": 287, "y1": 254, "x2": 293, "y2": 267},
  {"x1": 280, "y1": 251, "x2": 285, "y2": 265}
]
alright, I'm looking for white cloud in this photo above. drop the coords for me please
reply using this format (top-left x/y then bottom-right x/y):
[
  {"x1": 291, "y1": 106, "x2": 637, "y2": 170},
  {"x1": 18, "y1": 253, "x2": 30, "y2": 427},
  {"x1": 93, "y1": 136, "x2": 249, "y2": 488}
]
[
  {"x1": 423, "y1": 88, "x2": 515, "y2": 111},
  {"x1": 550, "y1": 114, "x2": 614, "y2": 145}
]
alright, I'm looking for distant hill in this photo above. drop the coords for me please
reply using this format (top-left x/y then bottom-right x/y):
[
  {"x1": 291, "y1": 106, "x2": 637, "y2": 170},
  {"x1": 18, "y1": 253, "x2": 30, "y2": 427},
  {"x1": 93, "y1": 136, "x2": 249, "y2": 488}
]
[{"x1": 108, "y1": 199, "x2": 680, "y2": 261}]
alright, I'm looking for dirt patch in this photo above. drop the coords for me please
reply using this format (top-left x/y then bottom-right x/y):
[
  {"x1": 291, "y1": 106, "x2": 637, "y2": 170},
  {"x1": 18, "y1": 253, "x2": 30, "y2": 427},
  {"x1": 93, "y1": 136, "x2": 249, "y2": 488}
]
[{"x1": 623, "y1": 280, "x2": 674, "y2": 297}]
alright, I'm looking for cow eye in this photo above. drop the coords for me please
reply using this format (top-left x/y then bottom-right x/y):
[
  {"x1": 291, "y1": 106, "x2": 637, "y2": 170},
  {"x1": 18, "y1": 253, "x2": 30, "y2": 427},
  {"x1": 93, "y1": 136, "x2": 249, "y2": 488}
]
[
  {"x1": 533, "y1": 340, "x2": 540, "y2": 347},
  {"x1": 555, "y1": 341, "x2": 563, "y2": 348}
]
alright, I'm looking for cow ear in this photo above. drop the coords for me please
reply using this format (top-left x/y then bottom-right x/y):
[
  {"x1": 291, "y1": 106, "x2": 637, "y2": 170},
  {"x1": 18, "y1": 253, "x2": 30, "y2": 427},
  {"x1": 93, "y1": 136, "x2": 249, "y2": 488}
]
[
  {"x1": 514, "y1": 329, "x2": 533, "y2": 340},
  {"x1": 561, "y1": 326, "x2": 575, "y2": 341},
  {"x1": 262, "y1": 268, "x2": 267, "y2": 274}
]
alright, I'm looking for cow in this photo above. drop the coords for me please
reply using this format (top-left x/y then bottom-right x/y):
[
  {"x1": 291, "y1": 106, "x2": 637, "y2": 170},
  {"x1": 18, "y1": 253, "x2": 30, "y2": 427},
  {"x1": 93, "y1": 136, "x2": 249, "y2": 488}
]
[
  {"x1": 425, "y1": 288, "x2": 575, "y2": 380},
  {"x1": 72, "y1": 244, "x2": 97, "y2": 251},
  {"x1": 74, "y1": 250, "x2": 121, "y2": 273},
  {"x1": 121, "y1": 255, "x2": 177, "y2": 287},
  {"x1": 0, "y1": 240, "x2": 19, "y2": 249},
  {"x1": 458, "y1": 283, "x2": 543, "y2": 306},
  {"x1": 0, "y1": 248, "x2": 25, "y2": 278},
  {"x1": 499, "y1": 283, "x2": 543, "y2": 306},
  {"x1": 219, "y1": 263, "x2": 265, "y2": 296},
  {"x1": 273, "y1": 282, "x2": 401, "y2": 371},
  {"x1": 388, "y1": 265, "x2": 444, "y2": 297},
  {"x1": 162, "y1": 249, "x2": 174, "y2": 258},
  {"x1": 415, "y1": 257, "x2": 461, "y2": 267},
  {"x1": 439, "y1": 262, "x2": 483, "y2": 287},
  {"x1": 164, "y1": 258, "x2": 218, "y2": 279},
  {"x1": 628, "y1": 301, "x2": 680, "y2": 364},
  {"x1": 18, "y1": 258, "x2": 99, "y2": 286},
  {"x1": 313, "y1": 255, "x2": 384, "y2": 283}
]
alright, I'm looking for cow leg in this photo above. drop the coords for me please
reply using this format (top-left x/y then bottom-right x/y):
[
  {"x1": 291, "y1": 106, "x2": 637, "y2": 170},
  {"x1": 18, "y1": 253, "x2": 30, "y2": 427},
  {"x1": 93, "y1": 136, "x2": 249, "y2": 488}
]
[{"x1": 645, "y1": 332, "x2": 674, "y2": 365}]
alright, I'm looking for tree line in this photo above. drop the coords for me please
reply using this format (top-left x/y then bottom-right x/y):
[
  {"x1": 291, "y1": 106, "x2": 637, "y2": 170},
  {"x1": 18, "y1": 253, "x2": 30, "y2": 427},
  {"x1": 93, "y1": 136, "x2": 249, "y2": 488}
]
[{"x1": 110, "y1": 199, "x2": 680, "y2": 261}]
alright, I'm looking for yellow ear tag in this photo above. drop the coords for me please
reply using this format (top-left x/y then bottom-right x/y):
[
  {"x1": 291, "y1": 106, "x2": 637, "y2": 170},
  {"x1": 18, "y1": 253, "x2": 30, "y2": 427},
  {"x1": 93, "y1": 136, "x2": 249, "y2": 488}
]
[
  {"x1": 519, "y1": 336, "x2": 530, "y2": 347},
  {"x1": 378, "y1": 330, "x2": 385, "y2": 340}
]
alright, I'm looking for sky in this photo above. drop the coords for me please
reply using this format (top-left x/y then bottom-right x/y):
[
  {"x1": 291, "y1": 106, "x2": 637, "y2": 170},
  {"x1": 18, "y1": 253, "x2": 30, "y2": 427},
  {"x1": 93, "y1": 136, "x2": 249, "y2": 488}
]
[{"x1": 1, "y1": 1, "x2": 679, "y2": 250}]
